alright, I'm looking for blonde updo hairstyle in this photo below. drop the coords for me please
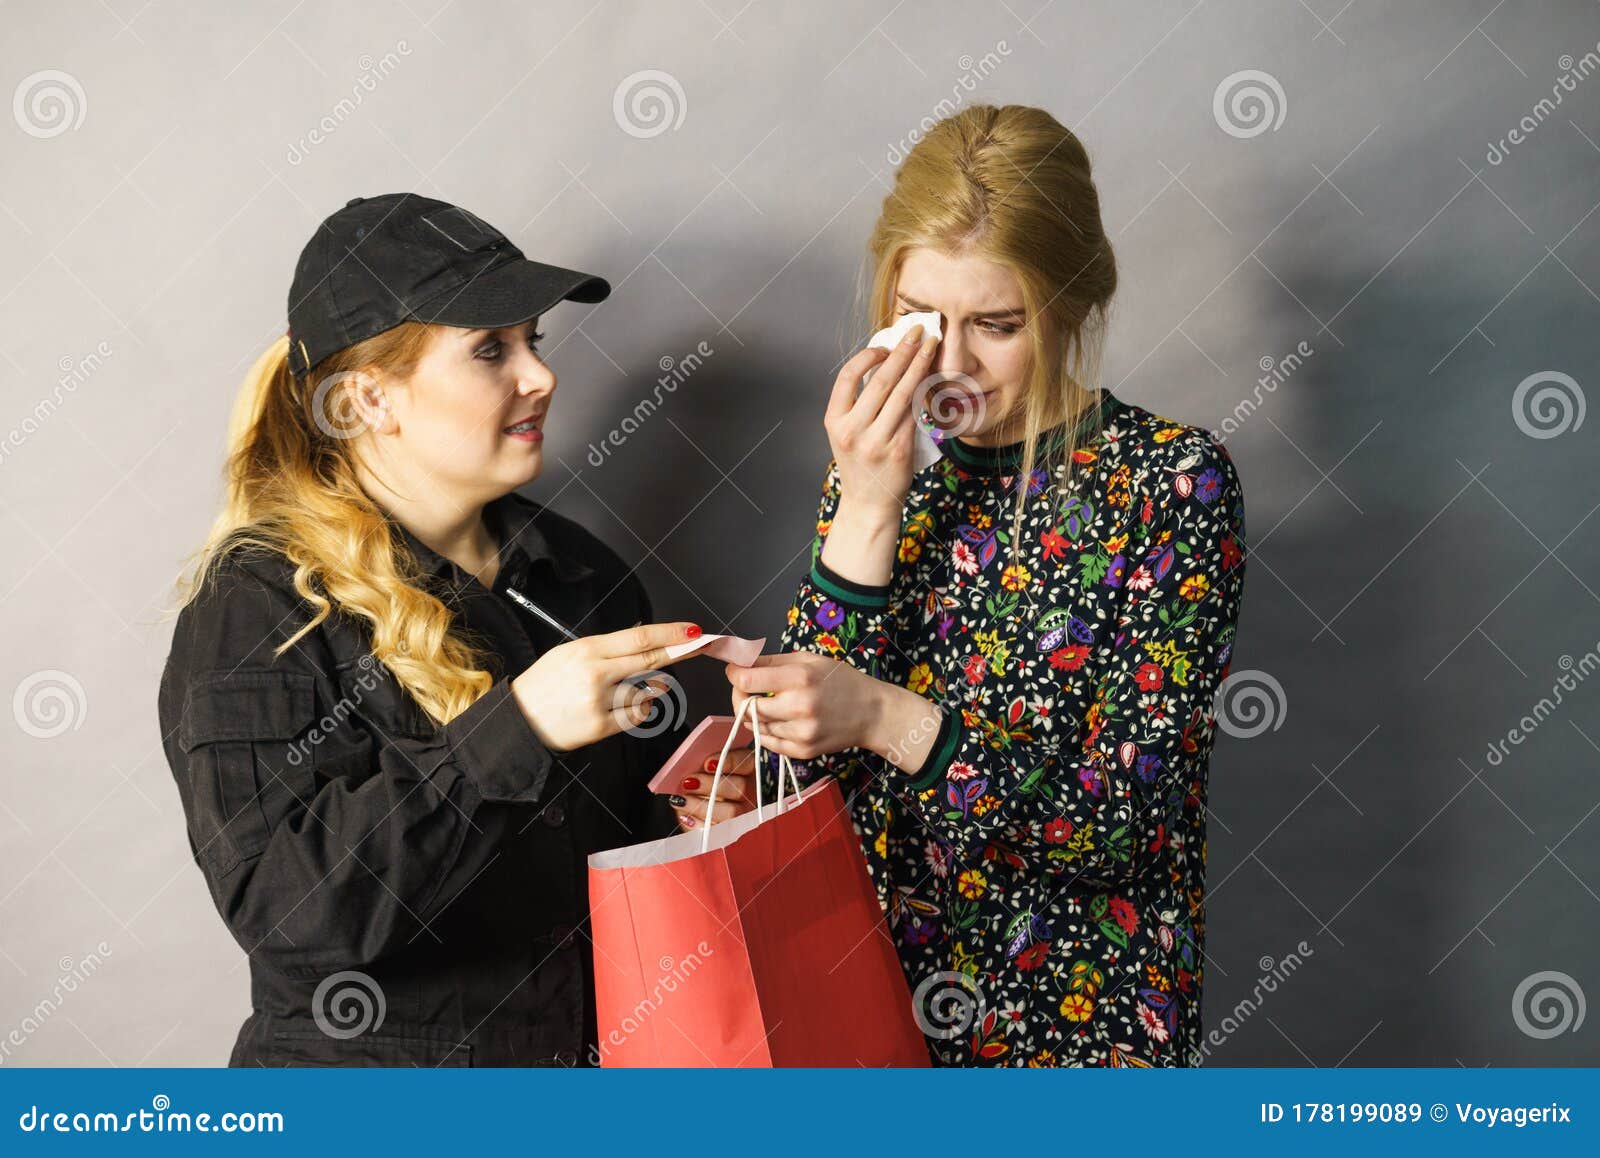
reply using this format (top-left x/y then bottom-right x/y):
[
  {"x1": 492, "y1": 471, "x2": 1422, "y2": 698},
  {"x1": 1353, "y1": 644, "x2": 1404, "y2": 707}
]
[{"x1": 865, "y1": 104, "x2": 1118, "y2": 548}]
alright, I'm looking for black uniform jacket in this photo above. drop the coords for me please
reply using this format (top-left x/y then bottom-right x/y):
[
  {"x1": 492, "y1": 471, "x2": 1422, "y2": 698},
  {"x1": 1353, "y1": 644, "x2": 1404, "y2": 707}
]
[{"x1": 158, "y1": 492, "x2": 679, "y2": 1067}]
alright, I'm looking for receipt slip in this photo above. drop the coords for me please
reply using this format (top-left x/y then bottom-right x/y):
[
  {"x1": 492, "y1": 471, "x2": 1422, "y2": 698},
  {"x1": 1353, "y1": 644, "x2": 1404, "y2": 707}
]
[{"x1": 661, "y1": 632, "x2": 766, "y2": 667}]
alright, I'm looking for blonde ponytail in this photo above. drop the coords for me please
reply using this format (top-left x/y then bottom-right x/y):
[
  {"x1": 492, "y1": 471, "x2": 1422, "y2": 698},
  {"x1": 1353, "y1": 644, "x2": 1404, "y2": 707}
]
[{"x1": 179, "y1": 327, "x2": 493, "y2": 725}]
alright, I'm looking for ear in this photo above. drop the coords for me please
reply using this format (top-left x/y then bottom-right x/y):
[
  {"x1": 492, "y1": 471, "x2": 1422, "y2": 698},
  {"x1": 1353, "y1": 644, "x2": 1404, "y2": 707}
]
[{"x1": 345, "y1": 370, "x2": 398, "y2": 436}]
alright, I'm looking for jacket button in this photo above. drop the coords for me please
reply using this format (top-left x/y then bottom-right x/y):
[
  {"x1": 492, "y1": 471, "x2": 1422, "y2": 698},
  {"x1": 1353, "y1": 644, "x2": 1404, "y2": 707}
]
[
  {"x1": 542, "y1": 802, "x2": 567, "y2": 827},
  {"x1": 554, "y1": 1048, "x2": 578, "y2": 1066}
]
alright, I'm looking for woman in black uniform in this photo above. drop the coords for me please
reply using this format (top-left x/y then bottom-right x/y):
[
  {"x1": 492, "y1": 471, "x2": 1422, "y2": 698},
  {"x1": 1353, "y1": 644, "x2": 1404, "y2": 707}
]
[{"x1": 159, "y1": 193, "x2": 699, "y2": 1067}]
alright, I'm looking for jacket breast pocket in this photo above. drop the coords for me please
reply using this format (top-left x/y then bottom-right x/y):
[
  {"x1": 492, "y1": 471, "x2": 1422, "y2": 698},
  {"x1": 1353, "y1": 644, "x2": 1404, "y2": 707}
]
[{"x1": 179, "y1": 669, "x2": 318, "y2": 878}]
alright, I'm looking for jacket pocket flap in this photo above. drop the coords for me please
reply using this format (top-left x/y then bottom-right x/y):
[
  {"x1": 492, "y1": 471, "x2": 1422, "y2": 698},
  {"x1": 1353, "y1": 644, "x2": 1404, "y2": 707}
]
[{"x1": 180, "y1": 670, "x2": 317, "y2": 751}]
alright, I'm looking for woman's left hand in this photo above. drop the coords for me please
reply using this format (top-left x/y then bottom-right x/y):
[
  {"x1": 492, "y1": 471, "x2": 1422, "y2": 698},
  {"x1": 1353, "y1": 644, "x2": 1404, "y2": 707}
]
[
  {"x1": 669, "y1": 746, "x2": 760, "y2": 831},
  {"x1": 725, "y1": 652, "x2": 939, "y2": 765}
]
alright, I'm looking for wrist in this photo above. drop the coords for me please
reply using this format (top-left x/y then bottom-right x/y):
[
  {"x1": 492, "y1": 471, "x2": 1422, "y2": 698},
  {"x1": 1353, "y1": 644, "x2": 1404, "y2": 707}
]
[
  {"x1": 862, "y1": 679, "x2": 943, "y2": 772},
  {"x1": 831, "y1": 494, "x2": 903, "y2": 537},
  {"x1": 509, "y1": 673, "x2": 569, "y2": 753},
  {"x1": 821, "y1": 498, "x2": 903, "y2": 590}
]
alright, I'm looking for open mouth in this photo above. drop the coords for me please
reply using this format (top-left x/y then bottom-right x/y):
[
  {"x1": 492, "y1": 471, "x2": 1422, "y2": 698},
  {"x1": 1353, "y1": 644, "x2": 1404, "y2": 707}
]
[{"x1": 503, "y1": 417, "x2": 543, "y2": 442}]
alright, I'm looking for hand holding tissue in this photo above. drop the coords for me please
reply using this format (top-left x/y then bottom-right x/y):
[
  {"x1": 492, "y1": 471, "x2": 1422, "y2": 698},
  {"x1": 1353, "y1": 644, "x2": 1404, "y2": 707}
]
[{"x1": 865, "y1": 310, "x2": 946, "y2": 471}]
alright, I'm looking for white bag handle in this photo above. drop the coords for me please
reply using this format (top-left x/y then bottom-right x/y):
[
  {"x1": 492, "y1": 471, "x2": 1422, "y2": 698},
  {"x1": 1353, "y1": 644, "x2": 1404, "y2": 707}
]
[{"x1": 701, "y1": 695, "x2": 804, "y2": 853}]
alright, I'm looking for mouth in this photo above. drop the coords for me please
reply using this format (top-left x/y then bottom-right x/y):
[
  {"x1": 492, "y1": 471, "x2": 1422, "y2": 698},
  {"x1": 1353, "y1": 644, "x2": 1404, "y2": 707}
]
[
  {"x1": 503, "y1": 415, "x2": 544, "y2": 443},
  {"x1": 929, "y1": 386, "x2": 994, "y2": 411}
]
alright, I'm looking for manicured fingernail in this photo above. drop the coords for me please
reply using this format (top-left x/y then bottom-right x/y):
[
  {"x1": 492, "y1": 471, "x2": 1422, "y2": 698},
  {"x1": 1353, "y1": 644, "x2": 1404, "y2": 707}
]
[
  {"x1": 685, "y1": 624, "x2": 702, "y2": 639},
  {"x1": 668, "y1": 794, "x2": 687, "y2": 807},
  {"x1": 680, "y1": 814, "x2": 697, "y2": 828},
  {"x1": 902, "y1": 324, "x2": 923, "y2": 346},
  {"x1": 703, "y1": 756, "x2": 720, "y2": 773},
  {"x1": 681, "y1": 776, "x2": 702, "y2": 791}
]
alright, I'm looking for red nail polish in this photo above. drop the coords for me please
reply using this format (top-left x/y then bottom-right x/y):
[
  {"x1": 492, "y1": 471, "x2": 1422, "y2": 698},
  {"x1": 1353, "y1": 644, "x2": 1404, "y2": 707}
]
[
  {"x1": 703, "y1": 756, "x2": 720, "y2": 773},
  {"x1": 681, "y1": 776, "x2": 702, "y2": 792},
  {"x1": 685, "y1": 624, "x2": 703, "y2": 639}
]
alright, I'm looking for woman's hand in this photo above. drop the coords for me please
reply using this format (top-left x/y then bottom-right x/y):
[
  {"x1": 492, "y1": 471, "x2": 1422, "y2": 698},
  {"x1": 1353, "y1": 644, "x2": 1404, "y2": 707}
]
[
  {"x1": 668, "y1": 746, "x2": 760, "y2": 831},
  {"x1": 510, "y1": 622, "x2": 699, "y2": 752},
  {"x1": 724, "y1": 653, "x2": 944, "y2": 770},
  {"x1": 826, "y1": 324, "x2": 940, "y2": 515}
]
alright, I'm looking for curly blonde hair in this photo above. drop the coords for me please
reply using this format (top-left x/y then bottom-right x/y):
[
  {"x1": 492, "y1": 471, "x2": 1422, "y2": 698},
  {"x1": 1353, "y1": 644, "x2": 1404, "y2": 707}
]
[{"x1": 180, "y1": 328, "x2": 492, "y2": 724}]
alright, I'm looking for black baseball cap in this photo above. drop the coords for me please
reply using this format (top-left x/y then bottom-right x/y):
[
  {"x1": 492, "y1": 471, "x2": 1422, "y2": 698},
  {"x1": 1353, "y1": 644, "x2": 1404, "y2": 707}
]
[{"x1": 285, "y1": 192, "x2": 610, "y2": 379}]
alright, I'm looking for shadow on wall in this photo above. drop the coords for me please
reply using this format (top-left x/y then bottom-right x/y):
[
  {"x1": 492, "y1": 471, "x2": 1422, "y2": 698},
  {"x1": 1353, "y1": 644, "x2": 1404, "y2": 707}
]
[
  {"x1": 541, "y1": 236, "x2": 866, "y2": 723},
  {"x1": 1202, "y1": 249, "x2": 1600, "y2": 1065}
]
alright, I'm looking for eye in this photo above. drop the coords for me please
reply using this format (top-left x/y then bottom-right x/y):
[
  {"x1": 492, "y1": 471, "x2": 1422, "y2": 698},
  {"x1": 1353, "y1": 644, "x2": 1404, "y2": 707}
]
[
  {"x1": 527, "y1": 330, "x2": 546, "y2": 350},
  {"x1": 978, "y1": 320, "x2": 1020, "y2": 336},
  {"x1": 473, "y1": 339, "x2": 503, "y2": 361}
]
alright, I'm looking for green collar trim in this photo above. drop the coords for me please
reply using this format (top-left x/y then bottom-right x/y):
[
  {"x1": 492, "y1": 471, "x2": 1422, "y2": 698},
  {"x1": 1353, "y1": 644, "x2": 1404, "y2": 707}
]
[{"x1": 938, "y1": 389, "x2": 1119, "y2": 474}]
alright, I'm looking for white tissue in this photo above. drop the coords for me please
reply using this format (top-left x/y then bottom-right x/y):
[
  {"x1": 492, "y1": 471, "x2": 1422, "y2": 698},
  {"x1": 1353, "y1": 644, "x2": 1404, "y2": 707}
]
[
  {"x1": 865, "y1": 310, "x2": 945, "y2": 471},
  {"x1": 868, "y1": 309, "x2": 943, "y2": 351}
]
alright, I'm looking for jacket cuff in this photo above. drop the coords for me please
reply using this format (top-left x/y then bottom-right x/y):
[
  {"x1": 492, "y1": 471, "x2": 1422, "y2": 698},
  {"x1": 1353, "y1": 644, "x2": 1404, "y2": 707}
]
[
  {"x1": 904, "y1": 707, "x2": 961, "y2": 792},
  {"x1": 440, "y1": 678, "x2": 554, "y2": 803},
  {"x1": 809, "y1": 554, "x2": 893, "y2": 612}
]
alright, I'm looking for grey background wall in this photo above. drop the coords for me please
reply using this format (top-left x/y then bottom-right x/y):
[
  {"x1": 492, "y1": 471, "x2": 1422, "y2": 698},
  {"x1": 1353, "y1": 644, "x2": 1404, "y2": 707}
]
[{"x1": 2, "y1": 0, "x2": 1597, "y2": 1066}]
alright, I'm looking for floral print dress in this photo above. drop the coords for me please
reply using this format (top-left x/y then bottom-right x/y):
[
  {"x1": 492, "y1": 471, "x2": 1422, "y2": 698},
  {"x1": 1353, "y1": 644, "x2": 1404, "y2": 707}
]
[{"x1": 773, "y1": 388, "x2": 1247, "y2": 1067}]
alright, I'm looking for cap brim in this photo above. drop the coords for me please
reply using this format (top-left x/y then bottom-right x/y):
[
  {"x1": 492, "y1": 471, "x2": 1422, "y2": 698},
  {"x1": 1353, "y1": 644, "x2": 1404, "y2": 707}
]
[{"x1": 410, "y1": 258, "x2": 610, "y2": 329}]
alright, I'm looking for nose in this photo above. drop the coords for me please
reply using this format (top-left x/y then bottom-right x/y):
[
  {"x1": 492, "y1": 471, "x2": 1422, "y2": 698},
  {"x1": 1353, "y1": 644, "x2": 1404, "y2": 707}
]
[
  {"x1": 515, "y1": 350, "x2": 557, "y2": 397},
  {"x1": 935, "y1": 324, "x2": 979, "y2": 378}
]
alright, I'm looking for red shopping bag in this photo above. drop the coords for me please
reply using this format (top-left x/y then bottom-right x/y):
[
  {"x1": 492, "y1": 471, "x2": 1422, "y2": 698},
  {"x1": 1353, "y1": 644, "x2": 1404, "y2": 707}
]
[{"x1": 586, "y1": 700, "x2": 930, "y2": 1067}]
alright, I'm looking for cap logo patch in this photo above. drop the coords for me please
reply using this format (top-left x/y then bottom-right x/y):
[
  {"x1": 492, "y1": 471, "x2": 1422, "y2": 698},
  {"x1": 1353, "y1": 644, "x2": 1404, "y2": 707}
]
[{"x1": 420, "y1": 206, "x2": 507, "y2": 252}]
